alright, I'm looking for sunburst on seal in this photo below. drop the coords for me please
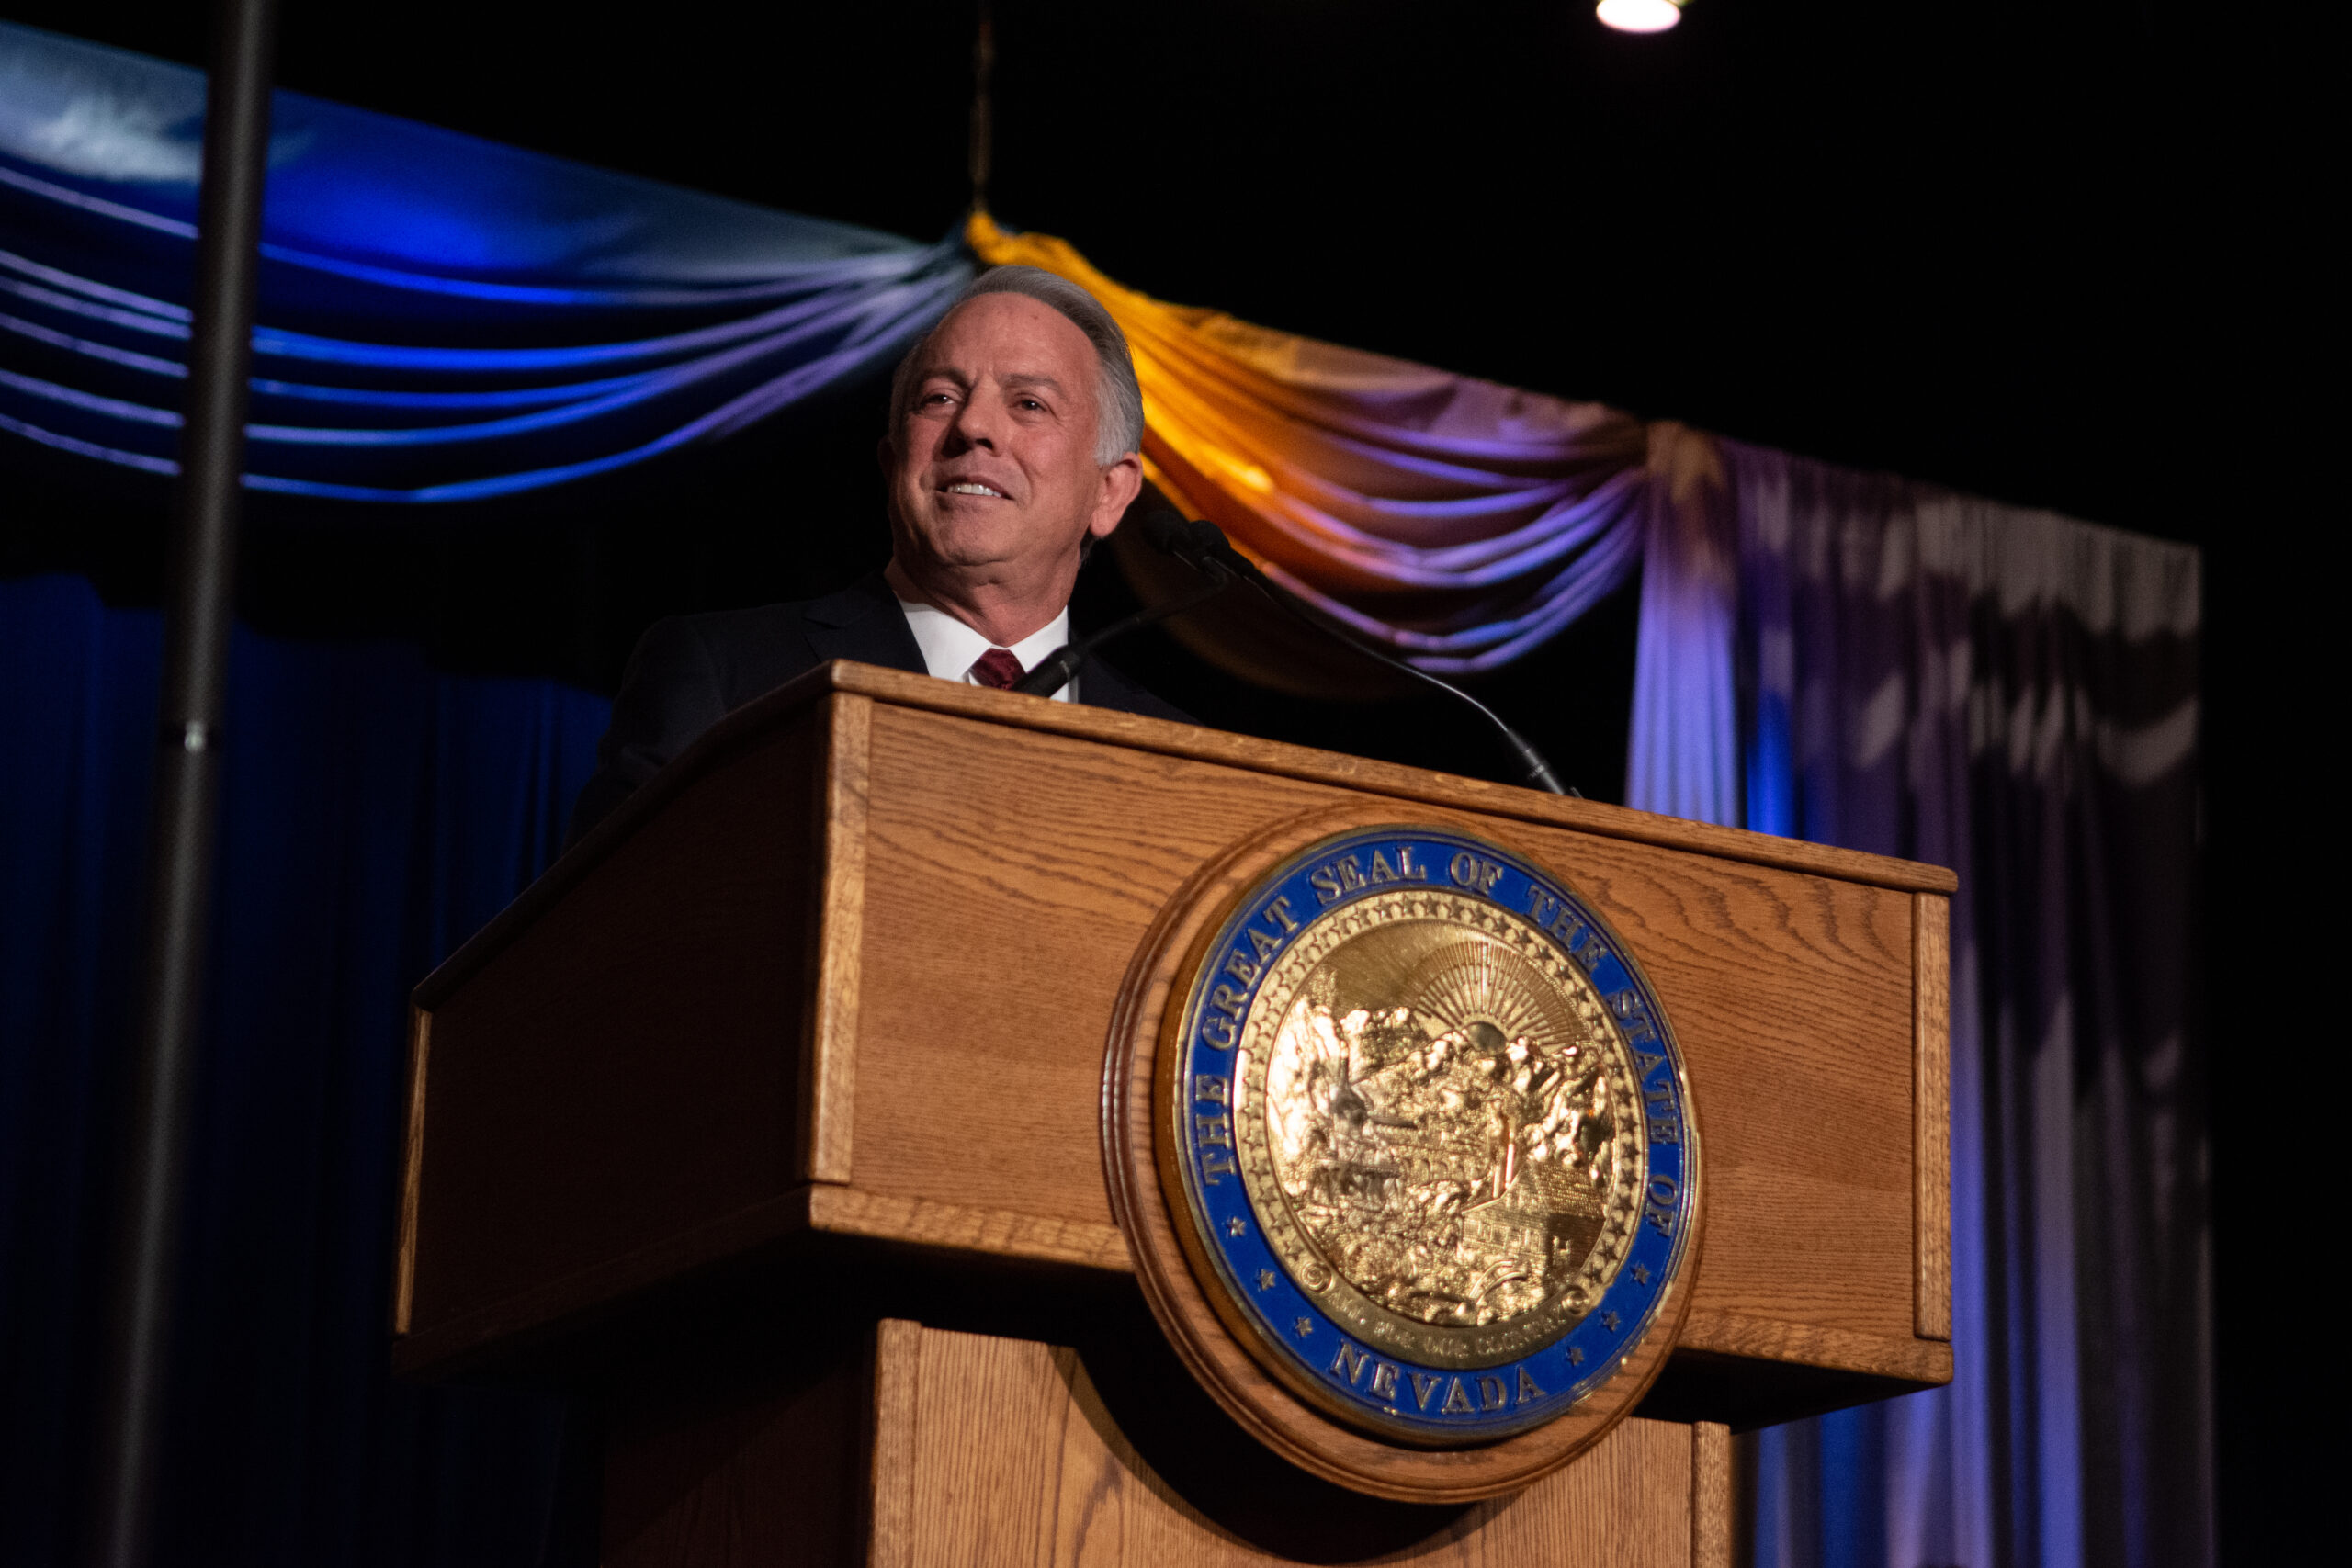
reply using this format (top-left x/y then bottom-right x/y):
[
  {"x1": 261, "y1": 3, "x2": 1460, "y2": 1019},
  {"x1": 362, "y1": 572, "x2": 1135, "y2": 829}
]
[{"x1": 1401, "y1": 939, "x2": 1583, "y2": 1056}]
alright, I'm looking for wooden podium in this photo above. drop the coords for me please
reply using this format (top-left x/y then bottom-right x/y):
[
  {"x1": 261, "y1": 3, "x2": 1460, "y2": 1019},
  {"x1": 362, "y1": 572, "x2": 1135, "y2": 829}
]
[{"x1": 394, "y1": 662, "x2": 1953, "y2": 1566}]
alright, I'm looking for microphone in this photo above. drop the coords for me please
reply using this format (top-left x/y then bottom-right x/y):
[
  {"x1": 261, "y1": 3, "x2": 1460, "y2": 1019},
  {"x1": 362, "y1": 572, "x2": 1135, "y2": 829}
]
[
  {"x1": 1130, "y1": 510, "x2": 1573, "y2": 796},
  {"x1": 1010, "y1": 544, "x2": 1238, "y2": 698}
]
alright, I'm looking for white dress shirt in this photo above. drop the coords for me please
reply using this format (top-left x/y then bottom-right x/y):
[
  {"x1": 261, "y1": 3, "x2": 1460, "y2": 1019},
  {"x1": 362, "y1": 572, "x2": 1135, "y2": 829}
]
[{"x1": 892, "y1": 594, "x2": 1078, "y2": 702}]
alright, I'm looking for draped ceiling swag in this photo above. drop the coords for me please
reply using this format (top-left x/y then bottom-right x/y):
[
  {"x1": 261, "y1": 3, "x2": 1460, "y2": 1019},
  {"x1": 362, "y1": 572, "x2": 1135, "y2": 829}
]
[
  {"x1": 0, "y1": 24, "x2": 970, "y2": 505},
  {"x1": 967, "y1": 209, "x2": 1698, "y2": 673},
  {"x1": 0, "y1": 21, "x2": 2209, "y2": 1568},
  {"x1": 2, "y1": 21, "x2": 1721, "y2": 676}
]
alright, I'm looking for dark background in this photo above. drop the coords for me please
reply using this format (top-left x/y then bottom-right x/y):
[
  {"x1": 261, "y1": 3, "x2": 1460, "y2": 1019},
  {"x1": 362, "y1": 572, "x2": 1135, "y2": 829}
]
[{"x1": 1, "y1": 0, "x2": 2323, "y2": 1553}]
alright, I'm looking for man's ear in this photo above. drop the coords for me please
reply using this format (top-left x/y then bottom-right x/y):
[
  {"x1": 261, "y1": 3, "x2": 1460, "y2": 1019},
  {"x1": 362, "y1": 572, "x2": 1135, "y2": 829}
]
[{"x1": 1088, "y1": 454, "x2": 1146, "y2": 539}]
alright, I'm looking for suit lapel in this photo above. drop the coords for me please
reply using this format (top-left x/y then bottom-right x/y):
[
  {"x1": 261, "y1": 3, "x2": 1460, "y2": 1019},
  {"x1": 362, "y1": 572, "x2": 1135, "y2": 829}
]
[
  {"x1": 798, "y1": 570, "x2": 1189, "y2": 724},
  {"x1": 1077, "y1": 656, "x2": 1190, "y2": 723},
  {"x1": 800, "y1": 572, "x2": 927, "y2": 674},
  {"x1": 1076, "y1": 657, "x2": 1146, "y2": 714}
]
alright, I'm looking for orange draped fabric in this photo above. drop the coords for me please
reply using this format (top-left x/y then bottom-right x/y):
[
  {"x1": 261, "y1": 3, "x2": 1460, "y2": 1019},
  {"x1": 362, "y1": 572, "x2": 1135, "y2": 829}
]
[{"x1": 967, "y1": 210, "x2": 1713, "y2": 674}]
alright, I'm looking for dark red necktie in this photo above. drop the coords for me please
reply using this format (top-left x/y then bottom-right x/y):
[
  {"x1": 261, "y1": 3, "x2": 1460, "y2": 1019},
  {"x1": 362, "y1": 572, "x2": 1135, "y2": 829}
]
[{"x1": 967, "y1": 648, "x2": 1025, "y2": 690}]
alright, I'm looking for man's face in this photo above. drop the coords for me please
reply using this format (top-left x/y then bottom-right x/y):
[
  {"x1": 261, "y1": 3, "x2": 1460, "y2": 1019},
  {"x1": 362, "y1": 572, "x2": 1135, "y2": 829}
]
[{"x1": 882, "y1": 293, "x2": 1138, "y2": 591}]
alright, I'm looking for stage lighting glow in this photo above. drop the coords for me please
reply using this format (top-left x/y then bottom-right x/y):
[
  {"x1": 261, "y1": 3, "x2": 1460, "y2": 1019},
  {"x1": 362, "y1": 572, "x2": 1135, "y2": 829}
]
[{"x1": 1597, "y1": 0, "x2": 1682, "y2": 32}]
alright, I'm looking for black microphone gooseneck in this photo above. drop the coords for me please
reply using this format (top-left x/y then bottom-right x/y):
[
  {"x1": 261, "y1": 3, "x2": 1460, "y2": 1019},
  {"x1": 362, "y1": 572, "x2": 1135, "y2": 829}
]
[
  {"x1": 1134, "y1": 511, "x2": 1574, "y2": 796},
  {"x1": 1011, "y1": 552, "x2": 1238, "y2": 698}
]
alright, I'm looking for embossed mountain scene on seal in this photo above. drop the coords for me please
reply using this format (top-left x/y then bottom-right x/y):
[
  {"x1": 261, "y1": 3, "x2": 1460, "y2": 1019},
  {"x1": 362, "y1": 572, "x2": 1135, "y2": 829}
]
[
  {"x1": 1266, "y1": 938, "x2": 1631, "y2": 1333},
  {"x1": 1238, "y1": 898, "x2": 1647, "y2": 1372},
  {"x1": 1152, "y1": 825, "x2": 1699, "y2": 1455}
]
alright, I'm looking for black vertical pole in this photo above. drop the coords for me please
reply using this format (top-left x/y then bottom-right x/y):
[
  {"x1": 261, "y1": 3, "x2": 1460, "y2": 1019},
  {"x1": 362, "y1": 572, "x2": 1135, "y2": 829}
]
[
  {"x1": 85, "y1": 0, "x2": 278, "y2": 1562},
  {"x1": 968, "y1": 0, "x2": 994, "y2": 213}
]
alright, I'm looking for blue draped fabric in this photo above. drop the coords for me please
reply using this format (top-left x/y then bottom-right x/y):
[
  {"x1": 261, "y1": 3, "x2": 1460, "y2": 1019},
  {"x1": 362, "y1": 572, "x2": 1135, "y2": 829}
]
[
  {"x1": 0, "y1": 22, "x2": 970, "y2": 502},
  {"x1": 3, "y1": 22, "x2": 2214, "y2": 1566},
  {"x1": 1627, "y1": 446, "x2": 2209, "y2": 1568},
  {"x1": 0, "y1": 573, "x2": 608, "y2": 1562}
]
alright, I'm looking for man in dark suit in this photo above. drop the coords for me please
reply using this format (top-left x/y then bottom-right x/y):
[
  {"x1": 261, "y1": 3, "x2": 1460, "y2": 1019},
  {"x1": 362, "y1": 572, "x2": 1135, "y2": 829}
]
[{"x1": 570, "y1": 265, "x2": 1190, "y2": 840}]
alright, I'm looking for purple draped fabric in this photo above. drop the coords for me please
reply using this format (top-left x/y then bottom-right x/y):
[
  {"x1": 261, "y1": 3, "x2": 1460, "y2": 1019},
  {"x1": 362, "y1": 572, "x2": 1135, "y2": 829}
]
[
  {"x1": 1626, "y1": 422, "x2": 1740, "y2": 821},
  {"x1": 1629, "y1": 443, "x2": 2208, "y2": 1568}
]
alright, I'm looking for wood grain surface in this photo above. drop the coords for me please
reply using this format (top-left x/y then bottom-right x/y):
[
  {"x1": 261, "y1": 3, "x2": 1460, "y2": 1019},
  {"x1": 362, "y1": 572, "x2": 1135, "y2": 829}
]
[
  {"x1": 812, "y1": 663, "x2": 1956, "y2": 896},
  {"x1": 597, "y1": 1317, "x2": 1716, "y2": 1567},
  {"x1": 848, "y1": 699, "x2": 1922, "y2": 1370},
  {"x1": 404, "y1": 704, "x2": 824, "y2": 1333},
  {"x1": 1691, "y1": 1422, "x2": 1731, "y2": 1568},
  {"x1": 403, "y1": 662, "x2": 1943, "y2": 1024},
  {"x1": 1913, "y1": 892, "x2": 1952, "y2": 1342},
  {"x1": 1671, "y1": 1309, "x2": 1951, "y2": 1384},
  {"x1": 867, "y1": 1318, "x2": 922, "y2": 1568},
  {"x1": 399, "y1": 663, "x2": 1951, "y2": 1429},
  {"x1": 894, "y1": 1322, "x2": 1699, "y2": 1567},
  {"x1": 805, "y1": 693, "x2": 873, "y2": 1184},
  {"x1": 807, "y1": 1185, "x2": 1131, "y2": 1271}
]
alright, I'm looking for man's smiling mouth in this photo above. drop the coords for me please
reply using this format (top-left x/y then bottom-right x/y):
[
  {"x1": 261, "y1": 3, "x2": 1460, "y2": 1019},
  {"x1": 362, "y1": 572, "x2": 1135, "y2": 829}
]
[{"x1": 944, "y1": 481, "x2": 1006, "y2": 498}]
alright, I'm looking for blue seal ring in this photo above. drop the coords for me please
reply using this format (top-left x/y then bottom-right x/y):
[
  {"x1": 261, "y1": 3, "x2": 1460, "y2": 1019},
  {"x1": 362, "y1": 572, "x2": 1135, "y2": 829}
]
[{"x1": 1167, "y1": 825, "x2": 1699, "y2": 1444}]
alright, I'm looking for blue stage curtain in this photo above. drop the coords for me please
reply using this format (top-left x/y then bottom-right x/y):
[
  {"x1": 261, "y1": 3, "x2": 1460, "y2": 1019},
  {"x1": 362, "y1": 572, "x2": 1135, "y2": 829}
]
[
  {"x1": 1628, "y1": 446, "x2": 2209, "y2": 1568},
  {"x1": 0, "y1": 22, "x2": 969, "y2": 504},
  {"x1": 0, "y1": 573, "x2": 606, "y2": 1564},
  {"x1": 5, "y1": 21, "x2": 2214, "y2": 1565}
]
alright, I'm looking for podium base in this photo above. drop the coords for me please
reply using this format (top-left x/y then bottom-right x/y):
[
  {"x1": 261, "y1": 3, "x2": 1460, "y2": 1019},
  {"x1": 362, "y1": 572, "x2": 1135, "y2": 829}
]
[{"x1": 601, "y1": 1318, "x2": 1732, "y2": 1567}]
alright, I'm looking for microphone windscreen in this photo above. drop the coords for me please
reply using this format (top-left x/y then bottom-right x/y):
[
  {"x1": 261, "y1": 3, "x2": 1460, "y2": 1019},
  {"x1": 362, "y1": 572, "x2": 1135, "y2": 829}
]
[
  {"x1": 1133, "y1": 508, "x2": 1194, "y2": 556},
  {"x1": 1184, "y1": 518, "x2": 1238, "y2": 559}
]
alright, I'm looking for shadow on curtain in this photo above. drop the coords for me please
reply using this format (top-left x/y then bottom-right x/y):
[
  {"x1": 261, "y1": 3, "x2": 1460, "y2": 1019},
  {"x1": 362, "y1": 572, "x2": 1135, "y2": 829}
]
[
  {"x1": 1627, "y1": 445, "x2": 2208, "y2": 1567},
  {"x1": 0, "y1": 572, "x2": 605, "y2": 1563}
]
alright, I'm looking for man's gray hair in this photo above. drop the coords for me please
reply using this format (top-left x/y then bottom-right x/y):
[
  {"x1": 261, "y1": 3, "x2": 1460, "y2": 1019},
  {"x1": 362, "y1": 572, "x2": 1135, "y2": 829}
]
[{"x1": 889, "y1": 265, "x2": 1146, "y2": 466}]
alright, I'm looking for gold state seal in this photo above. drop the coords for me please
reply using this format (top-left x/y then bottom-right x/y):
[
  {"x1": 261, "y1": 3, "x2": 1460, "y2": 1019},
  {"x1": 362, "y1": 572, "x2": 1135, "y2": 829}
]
[
  {"x1": 1108, "y1": 813, "x2": 1700, "y2": 1499},
  {"x1": 1240, "y1": 887, "x2": 1648, "y2": 1379}
]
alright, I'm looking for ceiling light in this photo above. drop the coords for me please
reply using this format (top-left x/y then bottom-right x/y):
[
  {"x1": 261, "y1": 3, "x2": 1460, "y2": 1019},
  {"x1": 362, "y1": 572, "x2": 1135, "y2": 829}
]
[{"x1": 1597, "y1": 0, "x2": 1683, "y2": 33}]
